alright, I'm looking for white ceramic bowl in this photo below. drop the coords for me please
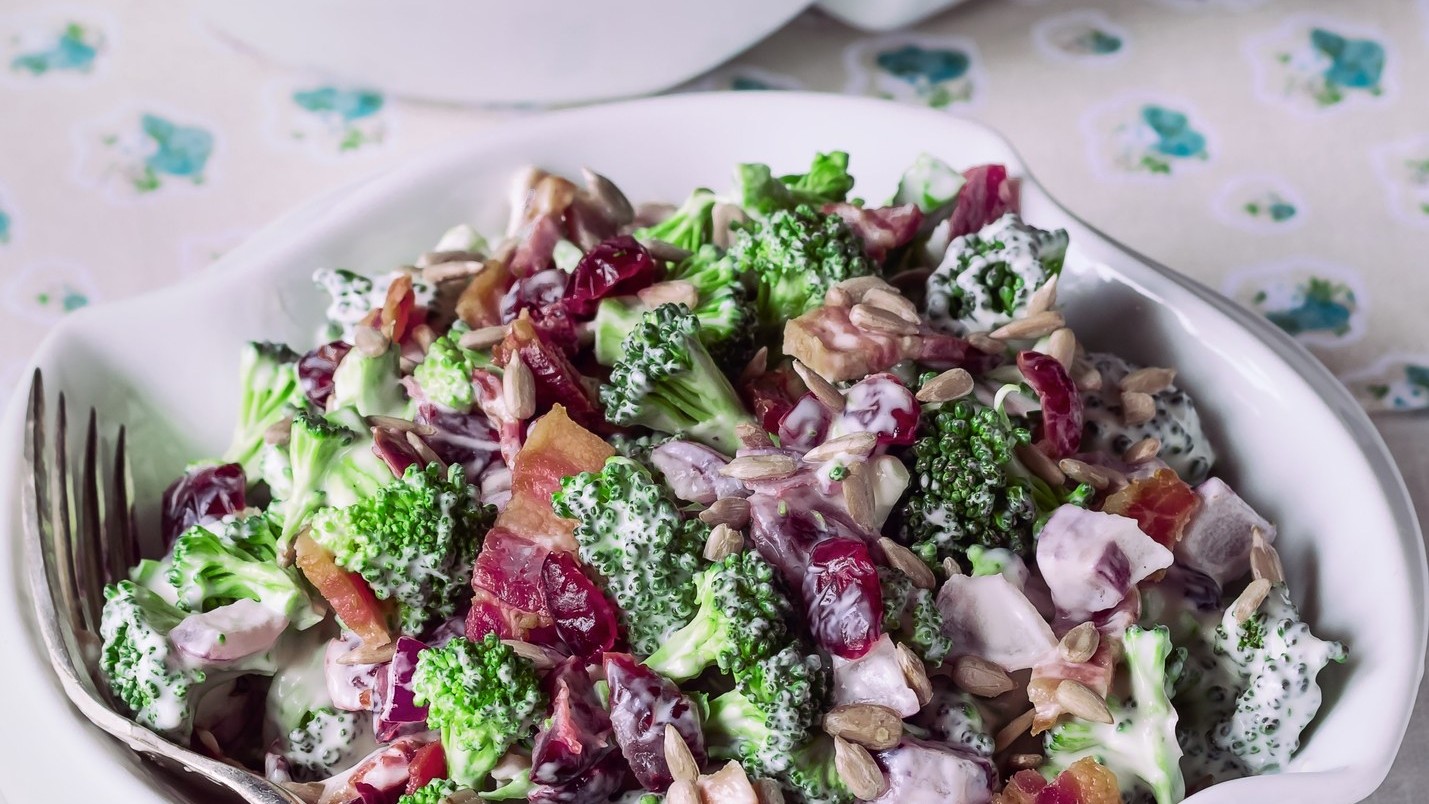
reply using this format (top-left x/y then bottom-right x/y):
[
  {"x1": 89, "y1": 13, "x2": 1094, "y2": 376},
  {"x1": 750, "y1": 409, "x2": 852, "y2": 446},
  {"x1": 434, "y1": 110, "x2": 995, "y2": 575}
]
[
  {"x1": 197, "y1": 0, "x2": 812, "y2": 106},
  {"x1": 0, "y1": 93, "x2": 1422, "y2": 803},
  {"x1": 816, "y1": 0, "x2": 970, "y2": 33}
]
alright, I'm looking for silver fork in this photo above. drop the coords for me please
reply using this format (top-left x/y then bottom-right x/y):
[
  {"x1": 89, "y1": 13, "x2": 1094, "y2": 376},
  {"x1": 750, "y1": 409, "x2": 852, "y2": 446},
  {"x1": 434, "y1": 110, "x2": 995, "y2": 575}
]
[{"x1": 22, "y1": 370, "x2": 308, "y2": 804}]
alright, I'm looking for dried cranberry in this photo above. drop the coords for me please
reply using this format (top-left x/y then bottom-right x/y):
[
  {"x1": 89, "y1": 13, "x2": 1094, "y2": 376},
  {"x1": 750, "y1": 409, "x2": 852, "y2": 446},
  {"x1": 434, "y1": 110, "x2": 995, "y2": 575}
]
[
  {"x1": 746, "y1": 492, "x2": 841, "y2": 590},
  {"x1": 467, "y1": 529, "x2": 560, "y2": 646},
  {"x1": 413, "y1": 402, "x2": 500, "y2": 480},
  {"x1": 604, "y1": 653, "x2": 706, "y2": 792},
  {"x1": 1017, "y1": 350, "x2": 1083, "y2": 459},
  {"x1": 777, "y1": 393, "x2": 832, "y2": 451},
  {"x1": 945, "y1": 164, "x2": 1016, "y2": 239},
  {"x1": 531, "y1": 658, "x2": 616, "y2": 786},
  {"x1": 541, "y1": 551, "x2": 619, "y2": 659},
  {"x1": 160, "y1": 462, "x2": 246, "y2": 545},
  {"x1": 563, "y1": 235, "x2": 658, "y2": 318},
  {"x1": 912, "y1": 331, "x2": 1004, "y2": 375},
  {"x1": 298, "y1": 341, "x2": 351, "y2": 409},
  {"x1": 502, "y1": 269, "x2": 579, "y2": 354},
  {"x1": 803, "y1": 538, "x2": 883, "y2": 660},
  {"x1": 833, "y1": 373, "x2": 919, "y2": 446},
  {"x1": 742, "y1": 363, "x2": 803, "y2": 434},
  {"x1": 528, "y1": 751, "x2": 628, "y2": 803},
  {"x1": 496, "y1": 318, "x2": 604, "y2": 432}
]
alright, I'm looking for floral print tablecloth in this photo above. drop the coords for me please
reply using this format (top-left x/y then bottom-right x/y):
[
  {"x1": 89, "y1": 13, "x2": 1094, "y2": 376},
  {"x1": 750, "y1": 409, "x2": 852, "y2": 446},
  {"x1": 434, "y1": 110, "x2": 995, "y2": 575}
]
[{"x1": 1, "y1": 0, "x2": 1428, "y2": 799}]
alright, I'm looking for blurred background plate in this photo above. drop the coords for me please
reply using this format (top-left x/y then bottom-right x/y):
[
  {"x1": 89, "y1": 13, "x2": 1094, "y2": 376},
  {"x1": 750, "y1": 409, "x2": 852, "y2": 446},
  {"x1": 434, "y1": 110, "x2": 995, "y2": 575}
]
[{"x1": 816, "y1": 0, "x2": 969, "y2": 32}]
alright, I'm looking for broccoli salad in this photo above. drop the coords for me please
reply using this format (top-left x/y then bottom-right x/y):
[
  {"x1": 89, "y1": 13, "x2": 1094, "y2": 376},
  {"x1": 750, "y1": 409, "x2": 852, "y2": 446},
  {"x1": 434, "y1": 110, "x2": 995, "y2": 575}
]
[{"x1": 96, "y1": 152, "x2": 1346, "y2": 804}]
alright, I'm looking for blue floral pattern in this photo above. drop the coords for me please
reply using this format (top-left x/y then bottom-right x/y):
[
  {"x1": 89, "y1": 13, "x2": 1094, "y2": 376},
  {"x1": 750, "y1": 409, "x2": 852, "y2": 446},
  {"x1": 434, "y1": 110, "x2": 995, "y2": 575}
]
[
  {"x1": 1082, "y1": 95, "x2": 1212, "y2": 178},
  {"x1": 1225, "y1": 259, "x2": 1367, "y2": 348},
  {"x1": 8, "y1": 21, "x2": 102, "y2": 76},
  {"x1": 271, "y1": 84, "x2": 390, "y2": 154},
  {"x1": 1342, "y1": 356, "x2": 1429, "y2": 411},
  {"x1": 1213, "y1": 175, "x2": 1306, "y2": 232},
  {"x1": 843, "y1": 35, "x2": 984, "y2": 110},
  {"x1": 4, "y1": 260, "x2": 96, "y2": 324},
  {"x1": 1247, "y1": 17, "x2": 1392, "y2": 113},
  {"x1": 1032, "y1": 11, "x2": 1129, "y2": 63},
  {"x1": 1371, "y1": 135, "x2": 1429, "y2": 229},
  {"x1": 76, "y1": 108, "x2": 214, "y2": 198}
]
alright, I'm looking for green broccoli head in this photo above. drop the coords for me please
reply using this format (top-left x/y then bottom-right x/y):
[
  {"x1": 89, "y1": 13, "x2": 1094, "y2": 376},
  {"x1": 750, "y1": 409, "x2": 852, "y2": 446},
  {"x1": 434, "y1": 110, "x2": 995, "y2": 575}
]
[
  {"x1": 397, "y1": 779, "x2": 465, "y2": 804},
  {"x1": 329, "y1": 346, "x2": 409, "y2": 419},
  {"x1": 413, "y1": 328, "x2": 487, "y2": 413},
  {"x1": 668, "y1": 244, "x2": 757, "y2": 369},
  {"x1": 738, "y1": 152, "x2": 855, "y2": 217},
  {"x1": 311, "y1": 462, "x2": 492, "y2": 635},
  {"x1": 283, "y1": 707, "x2": 369, "y2": 782},
  {"x1": 1044, "y1": 625, "x2": 1186, "y2": 804},
  {"x1": 780, "y1": 734, "x2": 854, "y2": 804},
  {"x1": 900, "y1": 399, "x2": 1037, "y2": 563},
  {"x1": 633, "y1": 188, "x2": 718, "y2": 252},
  {"x1": 706, "y1": 645, "x2": 828, "y2": 777},
  {"x1": 223, "y1": 341, "x2": 304, "y2": 477},
  {"x1": 598, "y1": 303, "x2": 752, "y2": 454},
  {"x1": 99, "y1": 581, "x2": 201, "y2": 738},
  {"x1": 167, "y1": 513, "x2": 322, "y2": 629},
  {"x1": 1207, "y1": 584, "x2": 1347, "y2": 775},
  {"x1": 280, "y1": 408, "x2": 392, "y2": 545},
  {"x1": 877, "y1": 568, "x2": 952, "y2": 664},
  {"x1": 413, "y1": 635, "x2": 546, "y2": 788},
  {"x1": 644, "y1": 551, "x2": 793, "y2": 682},
  {"x1": 550, "y1": 457, "x2": 703, "y2": 656},
  {"x1": 924, "y1": 213, "x2": 1069, "y2": 333},
  {"x1": 891, "y1": 153, "x2": 966, "y2": 214},
  {"x1": 730, "y1": 205, "x2": 874, "y2": 336}
]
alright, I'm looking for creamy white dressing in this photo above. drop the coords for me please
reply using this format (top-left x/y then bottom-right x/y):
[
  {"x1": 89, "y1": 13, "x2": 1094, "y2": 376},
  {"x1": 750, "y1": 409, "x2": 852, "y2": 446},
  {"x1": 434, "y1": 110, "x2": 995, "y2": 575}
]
[
  {"x1": 313, "y1": 267, "x2": 436, "y2": 343},
  {"x1": 937, "y1": 574, "x2": 1056, "y2": 671},
  {"x1": 832, "y1": 634, "x2": 921, "y2": 717},
  {"x1": 1081, "y1": 352, "x2": 1215, "y2": 484},
  {"x1": 873, "y1": 741, "x2": 995, "y2": 804},
  {"x1": 925, "y1": 213, "x2": 1068, "y2": 333}
]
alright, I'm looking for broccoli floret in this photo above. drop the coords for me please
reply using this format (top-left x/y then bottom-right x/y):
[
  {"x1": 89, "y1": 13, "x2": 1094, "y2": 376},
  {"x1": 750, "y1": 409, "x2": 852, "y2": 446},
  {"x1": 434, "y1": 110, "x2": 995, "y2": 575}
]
[
  {"x1": 925, "y1": 213, "x2": 1068, "y2": 333},
  {"x1": 223, "y1": 342, "x2": 305, "y2": 477},
  {"x1": 644, "y1": 551, "x2": 793, "y2": 681},
  {"x1": 878, "y1": 567, "x2": 913, "y2": 632},
  {"x1": 398, "y1": 779, "x2": 464, "y2": 804},
  {"x1": 279, "y1": 409, "x2": 392, "y2": 545},
  {"x1": 98, "y1": 581, "x2": 278, "y2": 740},
  {"x1": 599, "y1": 303, "x2": 752, "y2": 454},
  {"x1": 634, "y1": 188, "x2": 718, "y2": 252},
  {"x1": 899, "y1": 399, "x2": 1037, "y2": 562},
  {"x1": 780, "y1": 734, "x2": 854, "y2": 804},
  {"x1": 730, "y1": 205, "x2": 874, "y2": 336},
  {"x1": 705, "y1": 646, "x2": 827, "y2": 777},
  {"x1": 1044, "y1": 625, "x2": 1186, "y2": 804},
  {"x1": 167, "y1": 513, "x2": 322, "y2": 629},
  {"x1": 668, "y1": 245, "x2": 757, "y2": 368},
  {"x1": 913, "y1": 687, "x2": 994, "y2": 757},
  {"x1": 283, "y1": 707, "x2": 370, "y2": 781},
  {"x1": 412, "y1": 635, "x2": 546, "y2": 788},
  {"x1": 330, "y1": 346, "x2": 409, "y2": 418},
  {"x1": 738, "y1": 152, "x2": 855, "y2": 217},
  {"x1": 877, "y1": 568, "x2": 953, "y2": 664},
  {"x1": 890, "y1": 153, "x2": 966, "y2": 215},
  {"x1": 1206, "y1": 584, "x2": 1347, "y2": 775},
  {"x1": 550, "y1": 457, "x2": 703, "y2": 656},
  {"x1": 314, "y1": 267, "x2": 435, "y2": 342},
  {"x1": 311, "y1": 462, "x2": 492, "y2": 635},
  {"x1": 413, "y1": 328, "x2": 488, "y2": 413}
]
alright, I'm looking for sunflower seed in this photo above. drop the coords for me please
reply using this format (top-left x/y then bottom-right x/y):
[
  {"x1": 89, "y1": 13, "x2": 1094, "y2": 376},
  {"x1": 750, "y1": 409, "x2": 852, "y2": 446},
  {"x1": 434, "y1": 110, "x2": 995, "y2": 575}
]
[
  {"x1": 1016, "y1": 444, "x2": 1065, "y2": 487},
  {"x1": 1056, "y1": 680, "x2": 1114, "y2": 724},
  {"x1": 1047, "y1": 328, "x2": 1077, "y2": 369},
  {"x1": 638, "y1": 280, "x2": 699, "y2": 309},
  {"x1": 825, "y1": 285, "x2": 853, "y2": 307},
  {"x1": 753, "y1": 777, "x2": 786, "y2": 804},
  {"x1": 993, "y1": 708, "x2": 1036, "y2": 753},
  {"x1": 823, "y1": 704, "x2": 903, "y2": 751},
  {"x1": 1058, "y1": 622, "x2": 1101, "y2": 664},
  {"x1": 916, "y1": 368, "x2": 974, "y2": 403},
  {"x1": 665, "y1": 779, "x2": 700, "y2": 804},
  {"x1": 421, "y1": 259, "x2": 485, "y2": 284},
  {"x1": 532, "y1": 174, "x2": 578, "y2": 218},
  {"x1": 896, "y1": 643, "x2": 933, "y2": 706},
  {"x1": 502, "y1": 356, "x2": 536, "y2": 419},
  {"x1": 645, "y1": 239, "x2": 694, "y2": 264},
  {"x1": 793, "y1": 359, "x2": 846, "y2": 413},
  {"x1": 1119, "y1": 366, "x2": 1177, "y2": 395},
  {"x1": 699, "y1": 496, "x2": 752, "y2": 529},
  {"x1": 833, "y1": 276, "x2": 896, "y2": 304},
  {"x1": 419, "y1": 248, "x2": 485, "y2": 268},
  {"x1": 1250, "y1": 527, "x2": 1284, "y2": 584},
  {"x1": 367, "y1": 415, "x2": 434, "y2": 436},
  {"x1": 843, "y1": 463, "x2": 876, "y2": 531},
  {"x1": 195, "y1": 727, "x2": 222, "y2": 758},
  {"x1": 861, "y1": 288, "x2": 921, "y2": 324},
  {"x1": 952, "y1": 655, "x2": 1015, "y2": 698},
  {"x1": 1058, "y1": 458, "x2": 1112, "y2": 491},
  {"x1": 1122, "y1": 436, "x2": 1162, "y2": 464},
  {"x1": 665, "y1": 724, "x2": 700, "y2": 784},
  {"x1": 1026, "y1": 275, "x2": 1059, "y2": 316},
  {"x1": 263, "y1": 416, "x2": 294, "y2": 446},
  {"x1": 1007, "y1": 753, "x2": 1044, "y2": 771},
  {"x1": 703, "y1": 523, "x2": 745, "y2": 562},
  {"x1": 880, "y1": 538, "x2": 935, "y2": 590},
  {"x1": 721, "y1": 454, "x2": 798, "y2": 480},
  {"x1": 406, "y1": 432, "x2": 447, "y2": 471},
  {"x1": 459, "y1": 325, "x2": 508, "y2": 351},
  {"x1": 740, "y1": 347, "x2": 769, "y2": 384},
  {"x1": 966, "y1": 331, "x2": 1005, "y2": 355},
  {"x1": 1072, "y1": 360, "x2": 1103, "y2": 392},
  {"x1": 850, "y1": 303, "x2": 919, "y2": 336},
  {"x1": 337, "y1": 640, "x2": 397, "y2": 665},
  {"x1": 1232, "y1": 578, "x2": 1272, "y2": 624},
  {"x1": 353, "y1": 325, "x2": 390, "y2": 357},
  {"x1": 942, "y1": 557, "x2": 963, "y2": 577},
  {"x1": 712, "y1": 203, "x2": 748, "y2": 250},
  {"x1": 410, "y1": 324, "x2": 439, "y2": 353},
  {"x1": 582, "y1": 166, "x2": 635, "y2": 225},
  {"x1": 833, "y1": 736, "x2": 887, "y2": 800},
  {"x1": 803, "y1": 432, "x2": 878, "y2": 464},
  {"x1": 990, "y1": 310, "x2": 1065, "y2": 341},
  {"x1": 1120, "y1": 391, "x2": 1156, "y2": 426},
  {"x1": 735, "y1": 422, "x2": 774, "y2": 450},
  {"x1": 503, "y1": 640, "x2": 559, "y2": 670},
  {"x1": 399, "y1": 356, "x2": 419, "y2": 374}
]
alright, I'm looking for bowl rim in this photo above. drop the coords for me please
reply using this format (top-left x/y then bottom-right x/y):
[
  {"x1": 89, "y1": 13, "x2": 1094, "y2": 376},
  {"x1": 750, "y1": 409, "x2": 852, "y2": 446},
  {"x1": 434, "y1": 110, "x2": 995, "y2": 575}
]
[{"x1": 2, "y1": 91, "x2": 1423, "y2": 802}]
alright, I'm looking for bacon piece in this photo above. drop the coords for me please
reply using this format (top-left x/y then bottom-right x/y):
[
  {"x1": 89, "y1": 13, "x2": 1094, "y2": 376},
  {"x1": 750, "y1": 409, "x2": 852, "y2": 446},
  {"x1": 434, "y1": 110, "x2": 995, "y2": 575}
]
[
  {"x1": 495, "y1": 404, "x2": 615, "y2": 552},
  {"x1": 1018, "y1": 351, "x2": 1083, "y2": 459},
  {"x1": 510, "y1": 214, "x2": 565, "y2": 279},
  {"x1": 823, "y1": 203, "x2": 924, "y2": 262},
  {"x1": 466, "y1": 528, "x2": 558, "y2": 645},
  {"x1": 946, "y1": 164, "x2": 1016, "y2": 239},
  {"x1": 784, "y1": 305, "x2": 998, "y2": 384},
  {"x1": 495, "y1": 314, "x2": 604, "y2": 431},
  {"x1": 995, "y1": 758, "x2": 1120, "y2": 804},
  {"x1": 457, "y1": 258, "x2": 513, "y2": 329},
  {"x1": 1101, "y1": 468, "x2": 1200, "y2": 551},
  {"x1": 1027, "y1": 591, "x2": 1140, "y2": 734}
]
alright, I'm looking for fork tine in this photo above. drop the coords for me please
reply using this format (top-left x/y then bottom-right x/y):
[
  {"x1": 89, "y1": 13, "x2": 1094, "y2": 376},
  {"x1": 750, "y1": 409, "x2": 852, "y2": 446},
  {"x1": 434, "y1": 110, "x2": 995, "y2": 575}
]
[
  {"x1": 50, "y1": 393, "x2": 82, "y2": 636},
  {"x1": 102, "y1": 426, "x2": 132, "y2": 583},
  {"x1": 114, "y1": 425, "x2": 139, "y2": 567},
  {"x1": 75, "y1": 408, "x2": 106, "y2": 634}
]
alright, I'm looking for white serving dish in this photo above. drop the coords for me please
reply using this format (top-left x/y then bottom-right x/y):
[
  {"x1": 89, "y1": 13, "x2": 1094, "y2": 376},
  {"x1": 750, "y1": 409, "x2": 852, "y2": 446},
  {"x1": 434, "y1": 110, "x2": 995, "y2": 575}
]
[
  {"x1": 816, "y1": 0, "x2": 970, "y2": 32},
  {"x1": 0, "y1": 93, "x2": 1422, "y2": 803},
  {"x1": 196, "y1": 0, "x2": 811, "y2": 106}
]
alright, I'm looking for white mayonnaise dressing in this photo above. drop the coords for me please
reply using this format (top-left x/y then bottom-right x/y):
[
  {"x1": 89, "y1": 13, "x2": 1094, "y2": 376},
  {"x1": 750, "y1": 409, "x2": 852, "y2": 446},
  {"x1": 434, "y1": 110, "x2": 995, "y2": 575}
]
[{"x1": 1081, "y1": 352, "x2": 1215, "y2": 483}]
